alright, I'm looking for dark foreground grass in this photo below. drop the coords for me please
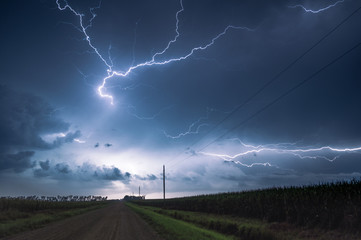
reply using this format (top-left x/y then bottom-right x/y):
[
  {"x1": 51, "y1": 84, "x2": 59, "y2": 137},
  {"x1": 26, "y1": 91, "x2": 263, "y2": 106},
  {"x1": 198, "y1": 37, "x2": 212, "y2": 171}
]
[
  {"x1": 126, "y1": 203, "x2": 234, "y2": 240},
  {"x1": 0, "y1": 200, "x2": 111, "y2": 238}
]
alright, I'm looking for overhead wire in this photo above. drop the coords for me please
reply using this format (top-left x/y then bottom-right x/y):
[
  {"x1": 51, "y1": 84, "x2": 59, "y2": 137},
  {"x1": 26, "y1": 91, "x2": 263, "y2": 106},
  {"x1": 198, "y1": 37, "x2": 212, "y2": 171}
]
[
  {"x1": 168, "y1": 4, "x2": 361, "y2": 169},
  {"x1": 169, "y1": 39, "x2": 361, "y2": 169}
]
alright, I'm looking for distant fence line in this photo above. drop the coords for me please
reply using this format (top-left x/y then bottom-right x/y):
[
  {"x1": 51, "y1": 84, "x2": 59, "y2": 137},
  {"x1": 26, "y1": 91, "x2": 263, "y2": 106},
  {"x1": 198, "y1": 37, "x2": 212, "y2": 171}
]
[{"x1": 0, "y1": 195, "x2": 108, "y2": 202}]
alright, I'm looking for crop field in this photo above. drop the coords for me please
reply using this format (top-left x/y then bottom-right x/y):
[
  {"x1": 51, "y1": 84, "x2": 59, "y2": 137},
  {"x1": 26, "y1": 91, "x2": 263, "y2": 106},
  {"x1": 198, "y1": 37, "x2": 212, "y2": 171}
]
[
  {"x1": 133, "y1": 179, "x2": 361, "y2": 233},
  {"x1": 0, "y1": 198, "x2": 110, "y2": 237},
  {"x1": 127, "y1": 203, "x2": 361, "y2": 240}
]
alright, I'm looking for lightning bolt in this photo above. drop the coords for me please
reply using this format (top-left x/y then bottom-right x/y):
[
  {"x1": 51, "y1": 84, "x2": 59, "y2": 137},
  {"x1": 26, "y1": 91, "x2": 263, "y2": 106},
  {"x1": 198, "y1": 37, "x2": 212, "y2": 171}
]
[
  {"x1": 126, "y1": 105, "x2": 173, "y2": 120},
  {"x1": 199, "y1": 140, "x2": 361, "y2": 166},
  {"x1": 75, "y1": 66, "x2": 97, "y2": 87},
  {"x1": 108, "y1": 83, "x2": 157, "y2": 91},
  {"x1": 228, "y1": 160, "x2": 274, "y2": 168},
  {"x1": 289, "y1": 0, "x2": 345, "y2": 13},
  {"x1": 163, "y1": 123, "x2": 210, "y2": 139},
  {"x1": 130, "y1": 19, "x2": 142, "y2": 67},
  {"x1": 290, "y1": 153, "x2": 339, "y2": 162},
  {"x1": 163, "y1": 108, "x2": 222, "y2": 139},
  {"x1": 56, "y1": 0, "x2": 254, "y2": 105}
]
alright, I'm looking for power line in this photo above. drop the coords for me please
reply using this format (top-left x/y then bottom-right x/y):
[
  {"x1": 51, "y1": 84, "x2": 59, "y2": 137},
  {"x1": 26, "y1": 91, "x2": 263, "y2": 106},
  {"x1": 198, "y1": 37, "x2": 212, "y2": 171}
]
[
  {"x1": 170, "y1": 39, "x2": 361, "y2": 169},
  {"x1": 199, "y1": 40, "x2": 361, "y2": 150},
  {"x1": 166, "y1": 4, "x2": 361, "y2": 168},
  {"x1": 190, "y1": 4, "x2": 361, "y2": 148}
]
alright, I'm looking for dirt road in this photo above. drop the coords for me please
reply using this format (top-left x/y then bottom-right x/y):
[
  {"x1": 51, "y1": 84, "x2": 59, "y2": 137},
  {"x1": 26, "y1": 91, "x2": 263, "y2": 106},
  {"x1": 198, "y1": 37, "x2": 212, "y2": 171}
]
[{"x1": 4, "y1": 202, "x2": 163, "y2": 240}]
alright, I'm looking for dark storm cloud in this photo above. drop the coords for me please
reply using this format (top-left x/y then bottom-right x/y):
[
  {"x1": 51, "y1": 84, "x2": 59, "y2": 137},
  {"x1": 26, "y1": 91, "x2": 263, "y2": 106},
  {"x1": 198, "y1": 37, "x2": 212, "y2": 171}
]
[
  {"x1": 39, "y1": 160, "x2": 50, "y2": 170},
  {"x1": 52, "y1": 131, "x2": 81, "y2": 148},
  {"x1": 0, "y1": 151, "x2": 35, "y2": 173},
  {"x1": 33, "y1": 160, "x2": 51, "y2": 177},
  {"x1": 55, "y1": 163, "x2": 71, "y2": 174},
  {"x1": 95, "y1": 167, "x2": 131, "y2": 181},
  {"x1": 0, "y1": 85, "x2": 69, "y2": 149},
  {"x1": 33, "y1": 160, "x2": 133, "y2": 184},
  {"x1": 0, "y1": 85, "x2": 81, "y2": 172}
]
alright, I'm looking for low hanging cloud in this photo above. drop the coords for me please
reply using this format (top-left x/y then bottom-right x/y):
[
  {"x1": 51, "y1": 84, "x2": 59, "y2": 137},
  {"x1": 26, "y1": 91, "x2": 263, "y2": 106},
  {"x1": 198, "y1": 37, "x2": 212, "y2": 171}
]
[
  {"x1": 52, "y1": 131, "x2": 82, "y2": 148},
  {"x1": 134, "y1": 174, "x2": 158, "y2": 181},
  {"x1": 95, "y1": 167, "x2": 130, "y2": 181},
  {"x1": 39, "y1": 160, "x2": 50, "y2": 171},
  {"x1": 33, "y1": 160, "x2": 132, "y2": 184},
  {"x1": 0, "y1": 85, "x2": 81, "y2": 172},
  {"x1": 55, "y1": 163, "x2": 71, "y2": 174}
]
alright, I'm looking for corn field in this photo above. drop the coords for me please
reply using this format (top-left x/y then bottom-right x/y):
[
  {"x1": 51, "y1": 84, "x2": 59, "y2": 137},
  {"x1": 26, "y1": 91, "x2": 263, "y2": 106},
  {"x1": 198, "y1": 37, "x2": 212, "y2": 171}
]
[
  {"x1": 0, "y1": 198, "x2": 107, "y2": 213},
  {"x1": 134, "y1": 179, "x2": 361, "y2": 231}
]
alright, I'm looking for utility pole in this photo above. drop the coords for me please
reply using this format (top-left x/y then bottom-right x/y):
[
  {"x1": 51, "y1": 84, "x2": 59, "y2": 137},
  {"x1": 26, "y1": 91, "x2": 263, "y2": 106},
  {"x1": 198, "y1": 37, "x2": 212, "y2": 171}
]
[
  {"x1": 163, "y1": 165, "x2": 165, "y2": 202},
  {"x1": 139, "y1": 186, "x2": 140, "y2": 197}
]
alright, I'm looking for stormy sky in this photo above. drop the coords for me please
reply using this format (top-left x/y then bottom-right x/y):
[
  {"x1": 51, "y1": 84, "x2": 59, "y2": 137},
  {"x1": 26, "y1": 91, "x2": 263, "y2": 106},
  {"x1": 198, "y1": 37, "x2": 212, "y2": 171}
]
[{"x1": 1, "y1": 0, "x2": 361, "y2": 199}]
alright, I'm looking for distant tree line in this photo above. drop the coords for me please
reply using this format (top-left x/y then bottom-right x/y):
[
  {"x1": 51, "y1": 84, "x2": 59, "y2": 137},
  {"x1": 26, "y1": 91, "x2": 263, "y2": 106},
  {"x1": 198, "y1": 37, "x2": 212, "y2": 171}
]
[
  {"x1": 0, "y1": 196, "x2": 109, "y2": 213},
  {"x1": 1, "y1": 195, "x2": 107, "y2": 202},
  {"x1": 123, "y1": 195, "x2": 145, "y2": 201}
]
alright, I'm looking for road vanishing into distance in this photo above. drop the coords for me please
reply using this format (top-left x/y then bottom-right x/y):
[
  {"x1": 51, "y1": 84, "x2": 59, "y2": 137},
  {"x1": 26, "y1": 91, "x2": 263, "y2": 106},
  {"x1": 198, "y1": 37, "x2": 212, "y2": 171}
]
[{"x1": 4, "y1": 202, "x2": 163, "y2": 240}]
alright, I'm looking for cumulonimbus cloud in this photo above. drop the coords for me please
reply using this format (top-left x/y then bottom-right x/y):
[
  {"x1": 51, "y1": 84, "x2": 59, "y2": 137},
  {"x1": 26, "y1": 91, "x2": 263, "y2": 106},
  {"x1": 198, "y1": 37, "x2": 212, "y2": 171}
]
[{"x1": 0, "y1": 85, "x2": 81, "y2": 172}]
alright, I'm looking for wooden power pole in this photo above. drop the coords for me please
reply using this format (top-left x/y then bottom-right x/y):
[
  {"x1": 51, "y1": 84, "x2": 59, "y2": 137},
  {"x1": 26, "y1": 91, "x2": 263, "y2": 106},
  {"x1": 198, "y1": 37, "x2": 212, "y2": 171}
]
[{"x1": 163, "y1": 165, "x2": 165, "y2": 202}]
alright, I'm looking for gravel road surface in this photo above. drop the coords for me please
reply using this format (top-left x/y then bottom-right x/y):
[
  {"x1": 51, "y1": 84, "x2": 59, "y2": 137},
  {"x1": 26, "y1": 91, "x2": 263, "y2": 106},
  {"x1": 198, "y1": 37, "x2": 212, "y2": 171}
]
[{"x1": 4, "y1": 202, "x2": 163, "y2": 240}]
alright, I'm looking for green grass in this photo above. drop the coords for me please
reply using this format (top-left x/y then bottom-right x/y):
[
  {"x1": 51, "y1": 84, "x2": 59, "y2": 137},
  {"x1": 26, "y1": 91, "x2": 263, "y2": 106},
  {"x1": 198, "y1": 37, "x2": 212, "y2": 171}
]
[
  {"x1": 149, "y1": 207, "x2": 278, "y2": 240},
  {"x1": 0, "y1": 201, "x2": 111, "y2": 238},
  {"x1": 130, "y1": 204, "x2": 285, "y2": 240},
  {"x1": 126, "y1": 203, "x2": 234, "y2": 240}
]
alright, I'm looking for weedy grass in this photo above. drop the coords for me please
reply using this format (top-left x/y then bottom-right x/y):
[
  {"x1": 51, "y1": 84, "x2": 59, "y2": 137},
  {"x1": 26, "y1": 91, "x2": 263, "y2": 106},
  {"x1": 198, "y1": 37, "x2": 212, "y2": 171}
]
[
  {"x1": 130, "y1": 204, "x2": 289, "y2": 240},
  {"x1": 126, "y1": 202, "x2": 234, "y2": 240},
  {"x1": 0, "y1": 200, "x2": 110, "y2": 237},
  {"x1": 150, "y1": 207, "x2": 278, "y2": 240},
  {"x1": 129, "y1": 204, "x2": 361, "y2": 240}
]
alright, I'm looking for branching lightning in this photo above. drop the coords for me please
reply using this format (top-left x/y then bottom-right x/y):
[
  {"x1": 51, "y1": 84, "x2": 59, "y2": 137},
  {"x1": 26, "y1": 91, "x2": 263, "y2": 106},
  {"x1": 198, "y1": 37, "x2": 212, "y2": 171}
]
[
  {"x1": 127, "y1": 105, "x2": 173, "y2": 120},
  {"x1": 289, "y1": 0, "x2": 345, "y2": 13},
  {"x1": 163, "y1": 123, "x2": 210, "y2": 139},
  {"x1": 199, "y1": 139, "x2": 361, "y2": 167},
  {"x1": 56, "y1": 0, "x2": 254, "y2": 105},
  {"x1": 229, "y1": 161, "x2": 274, "y2": 168},
  {"x1": 163, "y1": 108, "x2": 222, "y2": 139}
]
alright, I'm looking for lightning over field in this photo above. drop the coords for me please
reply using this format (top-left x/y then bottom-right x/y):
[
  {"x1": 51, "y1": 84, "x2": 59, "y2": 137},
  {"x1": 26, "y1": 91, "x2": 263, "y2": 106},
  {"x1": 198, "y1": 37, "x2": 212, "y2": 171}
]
[{"x1": 1, "y1": 0, "x2": 361, "y2": 200}]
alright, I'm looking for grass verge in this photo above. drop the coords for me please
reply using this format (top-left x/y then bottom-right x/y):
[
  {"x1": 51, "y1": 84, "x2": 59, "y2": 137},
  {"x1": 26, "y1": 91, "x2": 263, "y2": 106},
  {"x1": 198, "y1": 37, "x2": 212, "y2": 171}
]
[
  {"x1": 150, "y1": 206, "x2": 278, "y2": 240},
  {"x1": 130, "y1": 204, "x2": 361, "y2": 240},
  {"x1": 126, "y1": 202, "x2": 234, "y2": 240},
  {"x1": 129, "y1": 204, "x2": 280, "y2": 240}
]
